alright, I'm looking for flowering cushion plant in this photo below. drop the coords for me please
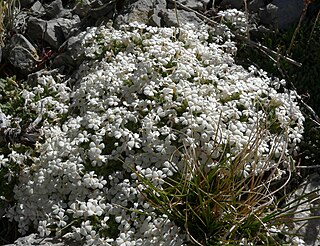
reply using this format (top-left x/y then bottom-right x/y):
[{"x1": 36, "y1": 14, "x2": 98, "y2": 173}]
[{"x1": 1, "y1": 21, "x2": 305, "y2": 245}]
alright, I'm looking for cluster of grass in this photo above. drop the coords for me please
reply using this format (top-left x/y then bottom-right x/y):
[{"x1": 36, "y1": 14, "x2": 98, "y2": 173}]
[
  {"x1": 0, "y1": 0, "x2": 19, "y2": 47},
  {"x1": 135, "y1": 123, "x2": 320, "y2": 245}
]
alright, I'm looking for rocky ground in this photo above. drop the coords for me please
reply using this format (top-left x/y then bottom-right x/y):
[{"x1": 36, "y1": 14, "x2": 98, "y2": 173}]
[
  {"x1": 1, "y1": 0, "x2": 320, "y2": 245},
  {"x1": 0, "y1": 0, "x2": 313, "y2": 79}
]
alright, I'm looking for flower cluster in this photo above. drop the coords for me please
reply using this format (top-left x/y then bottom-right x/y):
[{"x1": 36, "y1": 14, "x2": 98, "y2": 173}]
[
  {"x1": 2, "y1": 20, "x2": 304, "y2": 245},
  {"x1": 217, "y1": 8, "x2": 250, "y2": 34}
]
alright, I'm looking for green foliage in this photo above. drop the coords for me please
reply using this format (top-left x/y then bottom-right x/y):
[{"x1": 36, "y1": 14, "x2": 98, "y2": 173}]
[
  {"x1": 0, "y1": 0, "x2": 19, "y2": 47},
  {"x1": 0, "y1": 76, "x2": 37, "y2": 123}
]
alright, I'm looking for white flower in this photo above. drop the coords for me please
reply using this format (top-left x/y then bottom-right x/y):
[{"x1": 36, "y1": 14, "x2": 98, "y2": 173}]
[{"x1": 6, "y1": 17, "x2": 305, "y2": 246}]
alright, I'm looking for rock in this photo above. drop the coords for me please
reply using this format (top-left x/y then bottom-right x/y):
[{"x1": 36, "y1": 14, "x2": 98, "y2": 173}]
[
  {"x1": 3, "y1": 233, "x2": 79, "y2": 246},
  {"x1": 149, "y1": 0, "x2": 167, "y2": 27},
  {"x1": 115, "y1": 0, "x2": 166, "y2": 27},
  {"x1": 160, "y1": 8, "x2": 202, "y2": 27},
  {"x1": 51, "y1": 33, "x2": 86, "y2": 72},
  {"x1": 56, "y1": 16, "x2": 81, "y2": 41},
  {"x1": 27, "y1": 16, "x2": 80, "y2": 50},
  {"x1": 26, "y1": 17, "x2": 47, "y2": 43},
  {"x1": 0, "y1": 108, "x2": 7, "y2": 128},
  {"x1": 219, "y1": 0, "x2": 243, "y2": 9},
  {"x1": 30, "y1": 1, "x2": 46, "y2": 16},
  {"x1": 168, "y1": 0, "x2": 212, "y2": 12},
  {"x1": 259, "y1": 3, "x2": 278, "y2": 26},
  {"x1": 44, "y1": 0, "x2": 72, "y2": 19},
  {"x1": 248, "y1": 0, "x2": 265, "y2": 13},
  {"x1": 19, "y1": 0, "x2": 36, "y2": 8},
  {"x1": 41, "y1": 19, "x2": 65, "y2": 49},
  {"x1": 6, "y1": 34, "x2": 39, "y2": 73},
  {"x1": 272, "y1": 0, "x2": 304, "y2": 30},
  {"x1": 289, "y1": 173, "x2": 320, "y2": 246},
  {"x1": 72, "y1": 0, "x2": 91, "y2": 18},
  {"x1": 88, "y1": 1, "x2": 116, "y2": 20}
]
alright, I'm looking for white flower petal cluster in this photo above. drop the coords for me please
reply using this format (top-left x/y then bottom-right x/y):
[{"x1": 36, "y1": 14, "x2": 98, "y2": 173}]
[
  {"x1": 217, "y1": 8, "x2": 249, "y2": 34},
  {"x1": 5, "y1": 20, "x2": 304, "y2": 244}
]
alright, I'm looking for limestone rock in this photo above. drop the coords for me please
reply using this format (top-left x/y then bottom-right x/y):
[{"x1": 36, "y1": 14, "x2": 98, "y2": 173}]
[
  {"x1": 115, "y1": 0, "x2": 166, "y2": 27},
  {"x1": 30, "y1": 1, "x2": 46, "y2": 16},
  {"x1": 27, "y1": 16, "x2": 80, "y2": 49},
  {"x1": 7, "y1": 34, "x2": 39, "y2": 73},
  {"x1": 51, "y1": 33, "x2": 86, "y2": 71},
  {"x1": 170, "y1": 0, "x2": 212, "y2": 11},
  {"x1": 44, "y1": 0, "x2": 72, "y2": 19},
  {"x1": 160, "y1": 8, "x2": 202, "y2": 27},
  {"x1": 289, "y1": 174, "x2": 320, "y2": 246}
]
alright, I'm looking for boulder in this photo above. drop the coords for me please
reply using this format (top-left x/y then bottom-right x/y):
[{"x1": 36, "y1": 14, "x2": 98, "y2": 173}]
[
  {"x1": 27, "y1": 16, "x2": 80, "y2": 49},
  {"x1": 272, "y1": 0, "x2": 304, "y2": 30},
  {"x1": 6, "y1": 34, "x2": 39, "y2": 73},
  {"x1": 115, "y1": 0, "x2": 166, "y2": 27},
  {"x1": 51, "y1": 33, "x2": 86, "y2": 72},
  {"x1": 44, "y1": 0, "x2": 72, "y2": 19},
  {"x1": 30, "y1": 1, "x2": 46, "y2": 16},
  {"x1": 259, "y1": 3, "x2": 278, "y2": 26},
  {"x1": 160, "y1": 8, "x2": 203, "y2": 27}
]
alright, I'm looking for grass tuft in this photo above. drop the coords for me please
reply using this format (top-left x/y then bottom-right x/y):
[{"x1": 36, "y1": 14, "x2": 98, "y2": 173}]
[{"x1": 135, "y1": 122, "x2": 320, "y2": 245}]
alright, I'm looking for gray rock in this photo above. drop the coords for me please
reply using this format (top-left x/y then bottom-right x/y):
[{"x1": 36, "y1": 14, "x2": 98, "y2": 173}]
[
  {"x1": 259, "y1": 3, "x2": 278, "y2": 26},
  {"x1": 289, "y1": 173, "x2": 320, "y2": 246},
  {"x1": 88, "y1": 0, "x2": 116, "y2": 20},
  {"x1": 51, "y1": 33, "x2": 86, "y2": 71},
  {"x1": 161, "y1": 8, "x2": 202, "y2": 27},
  {"x1": 172, "y1": 0, "x2": 211, "y2": 12},
  {"x1": 149, "y1": 0, "x2": 167, "y2": 27},
  {"x1": 0, "y1": 108, "x2": 7, "y2": 128},
  {"x1": 248, "y1": 0, "x2": 265, "y2": 13},
  {"x1": 44, "y1": 0, "x2": 72, "y2": 19},
  {"x1": 44, "y1": 19, "x2": 66, "y2": 49},
  {"x1": 30, "y1": 1, "x2": 46, "y2": 16},
  {"x1": 220, "y1": 0, "x2": 243, "y2": 9},
  {"x1": 26, "y1": 17, "x2": 47, "y2": 43},
  {"x1": 27, "y1": 16, "x2": 80, "y2": 50},
  {"x1": 72, "y1": 0, "x2": 91, "y2": 18},
  {"x1": 115, "y1": 0, "x2": 164, "y2": 27},
  {"x1": 56, "y1": 16, "x2": 81, "y2": 41},
  {"x1": 19, "y1": 0, "x2": 36, "y2": 8},
  {"x1": 272, "y1": 0, "x2": 304, "y2": 30},
  {"x1": 7, "y1": 34, "x2": 39, "y2": 73}
]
